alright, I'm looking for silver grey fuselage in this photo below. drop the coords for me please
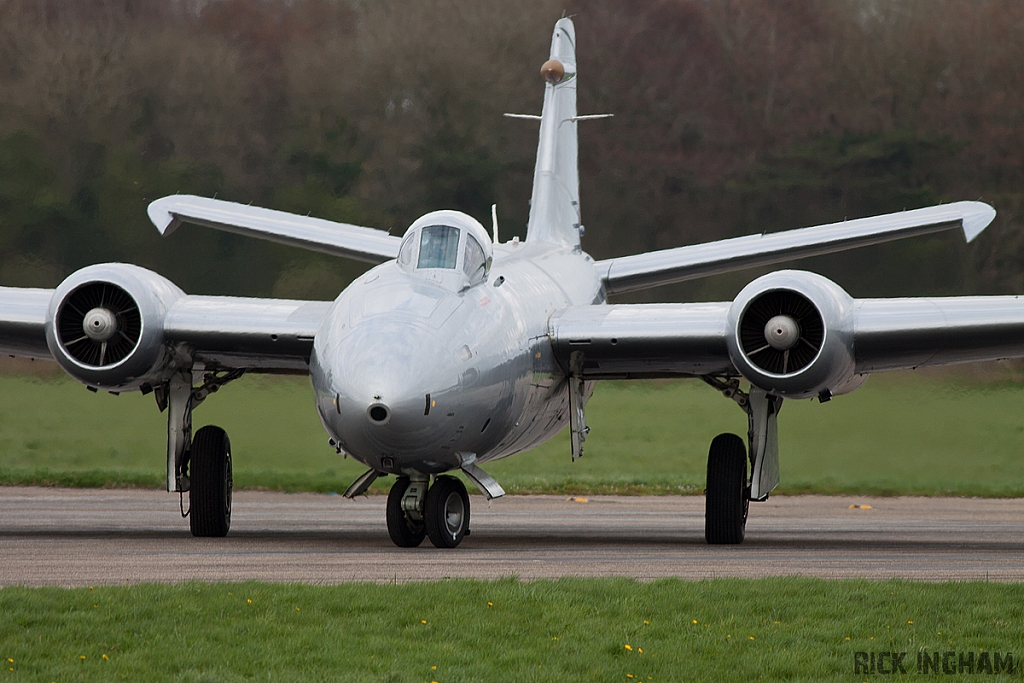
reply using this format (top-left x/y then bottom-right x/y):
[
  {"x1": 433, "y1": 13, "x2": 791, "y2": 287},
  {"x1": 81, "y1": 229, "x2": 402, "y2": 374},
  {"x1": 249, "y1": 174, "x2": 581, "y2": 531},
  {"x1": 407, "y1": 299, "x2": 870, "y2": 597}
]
[{"x1": 310, "y1": 239, "x2": 601, "y2": 475}]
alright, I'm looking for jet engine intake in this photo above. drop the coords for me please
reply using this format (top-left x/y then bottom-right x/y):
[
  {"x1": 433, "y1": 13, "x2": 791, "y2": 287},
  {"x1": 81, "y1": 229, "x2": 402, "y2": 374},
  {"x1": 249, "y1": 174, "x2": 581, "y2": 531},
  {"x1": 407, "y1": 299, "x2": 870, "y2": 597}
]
[
  {"x1": 46, "y1": 264, "x2": 185, "y2": 390},
  {"x1": 726, "y1": 271, "x2": 859, "y2": 399}
]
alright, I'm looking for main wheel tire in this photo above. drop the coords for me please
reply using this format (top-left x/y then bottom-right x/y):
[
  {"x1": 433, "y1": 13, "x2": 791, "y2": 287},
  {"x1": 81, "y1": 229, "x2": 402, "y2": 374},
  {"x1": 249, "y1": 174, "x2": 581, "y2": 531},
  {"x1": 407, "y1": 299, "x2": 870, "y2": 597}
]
[
  {"x1": 704, "y1": 432, "x2": 749, "y2": 545},
  {"x1": 386, "y1": 477, "x2": 426, "y2": 548},
  {"x1": 424, "y1": 475, "x2": 470, "y2": 548},
  {"x1": 189, "y1": 425, "x2": 232, "y2": 537}
]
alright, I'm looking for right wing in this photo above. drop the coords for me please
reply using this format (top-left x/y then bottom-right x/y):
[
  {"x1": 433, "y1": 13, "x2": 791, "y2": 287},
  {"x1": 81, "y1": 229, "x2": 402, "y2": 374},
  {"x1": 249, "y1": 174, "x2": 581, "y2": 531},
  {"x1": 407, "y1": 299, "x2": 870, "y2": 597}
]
[
  {"x1": 595, "y1": 201, "x2": 996, "y2": 294},
  {"x1": 0, "y1": 286, "x2": 54, "y2": 359},
  {"x1": 148, "y1": 194, "x2": 401, "y2": 264},
  {"x1": 0, "y1": 284, "x2": 331, "y2": 373},
  {"x1": 164, "y1": 295, "x2": 332, "y2": 372}
]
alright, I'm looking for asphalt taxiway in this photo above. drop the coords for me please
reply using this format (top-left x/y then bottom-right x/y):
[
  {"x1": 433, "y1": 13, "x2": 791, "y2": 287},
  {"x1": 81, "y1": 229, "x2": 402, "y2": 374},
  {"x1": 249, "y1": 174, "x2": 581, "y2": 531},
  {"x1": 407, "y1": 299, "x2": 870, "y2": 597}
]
[{"x1": 2, "y1": 487, "x2": 1023, "y2": 586}]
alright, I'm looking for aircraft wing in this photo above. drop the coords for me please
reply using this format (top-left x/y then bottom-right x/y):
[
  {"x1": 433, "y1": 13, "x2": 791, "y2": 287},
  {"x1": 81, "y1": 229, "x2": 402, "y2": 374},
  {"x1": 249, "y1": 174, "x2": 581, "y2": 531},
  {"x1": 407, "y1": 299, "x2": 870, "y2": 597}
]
[
  {"x1": 548, "y1": 303, "x2": 735, "y2": 379},
  {"x1": 0, "y1": 286, "x2": 55, "y2": 359},
  {"x1": 595, "y1": 201, "x2": 995, "y2": 294},
  {"x1": 549, "y1": 294, "x2": 1024, "y2": 380},
  {"x1": 164, "y1": 295, "x2": 331, "y2": 371},
  {"x1": 0, "y1": 285, "x2": 331, "y2": 373},
  {"x1": 148, "y1": 195, "x2": 401, "y2": 264}
]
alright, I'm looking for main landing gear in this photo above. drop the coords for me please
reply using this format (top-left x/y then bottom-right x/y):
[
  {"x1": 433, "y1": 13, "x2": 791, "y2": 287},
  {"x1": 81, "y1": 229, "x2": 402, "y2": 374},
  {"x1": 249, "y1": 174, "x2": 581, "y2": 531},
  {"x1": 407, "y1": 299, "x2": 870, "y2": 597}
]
[
  {"x1": 702, "y1": 377, "x2": 783, "y2": 545},
  {"x1": 386, "y1": 474, "x2": 471, "y2": 548},
  {"x1": 704, "y1": 433, "x2": 748, "y2": 544},
  {"x1": 157, "y1": 367, "x2": 244, "y2": 538},
  {"x1": 188, "y1": 425, "x2": 233, "y2": 537}
]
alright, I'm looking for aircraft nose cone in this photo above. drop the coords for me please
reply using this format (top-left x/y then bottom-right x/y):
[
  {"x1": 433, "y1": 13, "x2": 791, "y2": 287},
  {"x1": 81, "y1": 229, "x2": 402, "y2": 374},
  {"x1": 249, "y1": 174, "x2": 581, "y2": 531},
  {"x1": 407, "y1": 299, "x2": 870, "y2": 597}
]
[
  {"x1": 336, "y1": 327, "x2": 445, "y2": 417},
  {"x1": 328, "y1": 322, "x2": 459, "y2": 462}
]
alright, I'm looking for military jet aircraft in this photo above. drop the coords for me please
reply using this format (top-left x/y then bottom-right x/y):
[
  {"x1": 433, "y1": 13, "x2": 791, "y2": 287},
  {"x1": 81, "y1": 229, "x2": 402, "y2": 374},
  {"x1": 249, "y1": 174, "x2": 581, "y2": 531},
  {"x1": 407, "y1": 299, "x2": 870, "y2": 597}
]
[{"x1": 0, "y1": 17, "x2": 1018, "y2": 548}]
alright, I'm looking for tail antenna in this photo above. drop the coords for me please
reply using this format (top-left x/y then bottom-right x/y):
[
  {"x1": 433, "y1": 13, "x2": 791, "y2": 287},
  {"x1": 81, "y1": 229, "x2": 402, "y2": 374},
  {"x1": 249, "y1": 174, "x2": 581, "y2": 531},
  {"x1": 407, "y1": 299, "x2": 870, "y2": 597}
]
[{"x1": 491, "y1": 204, "x2": 499, "y2": 245}]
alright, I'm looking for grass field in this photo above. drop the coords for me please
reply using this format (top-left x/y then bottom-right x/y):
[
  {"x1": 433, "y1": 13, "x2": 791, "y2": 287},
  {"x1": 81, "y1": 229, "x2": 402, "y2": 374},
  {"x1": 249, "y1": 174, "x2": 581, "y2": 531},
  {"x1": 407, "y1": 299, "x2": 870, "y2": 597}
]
[
  {"x1": 2, "y1": 367, "x2": 1024, "y2": 496},
  {"x1": 1, "y1": 578, "x2": 1021, "y2": 682}
]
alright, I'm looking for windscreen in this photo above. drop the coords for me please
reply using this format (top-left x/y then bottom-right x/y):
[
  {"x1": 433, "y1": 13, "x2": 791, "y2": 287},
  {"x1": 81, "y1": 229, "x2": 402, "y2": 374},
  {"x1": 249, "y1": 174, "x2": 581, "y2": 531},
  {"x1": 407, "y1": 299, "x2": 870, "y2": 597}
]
[{"x1": 417, "y1": 225, "x2": 460, "y2": 269}]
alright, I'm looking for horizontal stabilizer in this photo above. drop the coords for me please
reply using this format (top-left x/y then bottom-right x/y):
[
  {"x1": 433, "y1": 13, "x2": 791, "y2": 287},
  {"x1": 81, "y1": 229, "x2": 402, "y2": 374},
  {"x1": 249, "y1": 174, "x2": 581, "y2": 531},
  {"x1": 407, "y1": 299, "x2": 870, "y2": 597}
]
[
  {"x1": 597, "y1": 201, "x2": 996, "y2": 294},
  {"x1": 148, "y1": 195, "x2": 401, "y2": 264}
]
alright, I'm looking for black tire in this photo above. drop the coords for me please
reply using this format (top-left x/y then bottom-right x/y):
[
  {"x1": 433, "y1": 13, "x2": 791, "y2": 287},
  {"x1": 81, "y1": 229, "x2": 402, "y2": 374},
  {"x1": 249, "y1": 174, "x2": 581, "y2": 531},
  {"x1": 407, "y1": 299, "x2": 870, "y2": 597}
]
[
  {"x1": 704, "y1": 432, "x2": 749, "y2": 544},
  {"x1": 189, "y1": 425, "x2": 232, "y2": 537},
  {"x1": 386, "y1": 477, "x2": 426, "y2": 548},
  {"x1": 424, "y1": 475, "x2": 470, "y2": 548}
]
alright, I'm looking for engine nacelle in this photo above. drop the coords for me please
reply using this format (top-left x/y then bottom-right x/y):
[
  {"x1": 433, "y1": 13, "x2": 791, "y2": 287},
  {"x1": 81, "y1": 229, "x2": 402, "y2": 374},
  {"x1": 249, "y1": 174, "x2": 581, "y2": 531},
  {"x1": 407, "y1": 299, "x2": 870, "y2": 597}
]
[
  {"x1": 726, "y1": 270, "x2": 860, "y2": 400},
  {"x1": 45, "y1": 264, "x2": 185, "y2": 391}
]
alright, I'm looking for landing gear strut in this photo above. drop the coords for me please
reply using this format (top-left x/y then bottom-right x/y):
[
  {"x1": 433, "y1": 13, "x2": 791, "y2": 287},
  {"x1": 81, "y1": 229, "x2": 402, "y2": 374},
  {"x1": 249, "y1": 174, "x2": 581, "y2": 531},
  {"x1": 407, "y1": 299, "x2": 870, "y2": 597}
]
[
  {"x1": 159, "y1": 367, "x2": 243, "y2": 538},
  {"x1": 702, "y1": 376, "x2": 783, "y2": 545},
  {"x1": 385, "y1": 474, "x2": 471, "y2": 548}
]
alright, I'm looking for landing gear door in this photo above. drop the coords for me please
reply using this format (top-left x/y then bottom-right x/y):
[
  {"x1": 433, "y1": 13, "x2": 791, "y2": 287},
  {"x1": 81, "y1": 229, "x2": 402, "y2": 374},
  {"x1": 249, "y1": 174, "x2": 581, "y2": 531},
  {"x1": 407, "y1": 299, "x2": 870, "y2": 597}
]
[
  {"x1": 568, "y1": 350, "x2": 588, "y2": 461},
  {"x1": 748, "y1": 387, "x2": 782, "y2": 500}
]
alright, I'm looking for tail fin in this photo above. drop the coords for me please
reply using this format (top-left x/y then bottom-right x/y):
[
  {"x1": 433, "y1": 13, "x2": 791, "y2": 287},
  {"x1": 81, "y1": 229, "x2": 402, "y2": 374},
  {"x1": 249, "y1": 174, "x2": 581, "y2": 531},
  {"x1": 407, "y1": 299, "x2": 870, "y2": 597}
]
[{"x1": 526, "y1": 18, "x2": 580, "y2": 248}]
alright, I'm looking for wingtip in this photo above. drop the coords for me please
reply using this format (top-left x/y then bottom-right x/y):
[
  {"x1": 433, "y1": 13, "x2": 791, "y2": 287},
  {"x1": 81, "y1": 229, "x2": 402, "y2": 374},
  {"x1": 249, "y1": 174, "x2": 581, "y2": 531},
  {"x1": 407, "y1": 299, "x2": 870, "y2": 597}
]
[
  {"x1": 960, "y1": 201, "x2": 996, "y2": 242},
  {"x1": 147, "y1": 196, "x2": 180, "y2": 236}
]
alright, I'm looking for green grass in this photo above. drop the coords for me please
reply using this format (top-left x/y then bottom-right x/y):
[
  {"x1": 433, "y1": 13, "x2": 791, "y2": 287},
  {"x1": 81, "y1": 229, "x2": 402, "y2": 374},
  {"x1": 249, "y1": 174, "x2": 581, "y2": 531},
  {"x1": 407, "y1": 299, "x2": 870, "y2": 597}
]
[
  {"x1": 2, "y1": 370, "x2": 1024, "y2": 496},
  {"x1": 1, "y1": 579, "x2": 1021, "y2": 682}
]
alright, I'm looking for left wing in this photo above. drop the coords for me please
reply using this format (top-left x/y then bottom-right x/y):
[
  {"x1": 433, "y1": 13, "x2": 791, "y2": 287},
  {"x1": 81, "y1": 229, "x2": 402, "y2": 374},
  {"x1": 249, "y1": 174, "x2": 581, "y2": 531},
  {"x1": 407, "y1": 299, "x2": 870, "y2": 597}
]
[
  {"x1": 548, "y1": 303, "x2": 734, "y2": 379},
  {"x1": 549, "y1": 293, "x2": 1024, "y2": 381},
  {"x1": 596, "y1": 201, "x2": 995, "y2": 294},
  {"x1": 148, "y1": 195, "x2": 401, "y2": 264}
]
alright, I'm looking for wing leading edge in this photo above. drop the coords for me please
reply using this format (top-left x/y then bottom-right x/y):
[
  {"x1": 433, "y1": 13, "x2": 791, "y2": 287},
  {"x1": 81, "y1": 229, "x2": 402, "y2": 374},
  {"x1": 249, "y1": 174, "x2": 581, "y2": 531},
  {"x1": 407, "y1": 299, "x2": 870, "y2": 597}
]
[
  {"x1": 148, "y1": 195, "x2": 401, "y2": 264},
  {"x1": 596, "y1": 201, "x2": 995, "y2": 294}
]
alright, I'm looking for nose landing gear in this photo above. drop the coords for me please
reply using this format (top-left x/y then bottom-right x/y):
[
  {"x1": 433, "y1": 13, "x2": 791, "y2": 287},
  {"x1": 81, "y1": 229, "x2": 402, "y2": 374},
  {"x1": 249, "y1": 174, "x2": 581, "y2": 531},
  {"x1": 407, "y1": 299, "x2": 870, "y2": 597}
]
[
  {"x1": 385, "y1": 474, "x2": 471, "y2": 548},
  {"x1": 424, "y1": 476, "x2": 470, "y2": 548},
  {"x1": 386, "y1": 476, "x2": 427, "y2": 547}
]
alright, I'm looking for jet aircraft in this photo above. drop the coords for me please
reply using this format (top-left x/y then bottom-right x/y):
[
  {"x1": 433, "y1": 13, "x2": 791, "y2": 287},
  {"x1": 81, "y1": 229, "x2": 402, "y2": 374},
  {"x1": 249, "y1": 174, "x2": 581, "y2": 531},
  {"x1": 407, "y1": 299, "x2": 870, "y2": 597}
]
[{"x1": 0, "y1": 18, "x2": 1018, "y2": 548}]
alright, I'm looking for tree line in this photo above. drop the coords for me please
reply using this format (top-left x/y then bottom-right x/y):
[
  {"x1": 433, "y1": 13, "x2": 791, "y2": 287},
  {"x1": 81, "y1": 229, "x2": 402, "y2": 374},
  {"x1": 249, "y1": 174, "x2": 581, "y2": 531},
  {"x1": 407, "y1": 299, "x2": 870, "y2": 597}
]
[{"x1": 0, "y1": 0, "x2": 1022, "y2": 302}]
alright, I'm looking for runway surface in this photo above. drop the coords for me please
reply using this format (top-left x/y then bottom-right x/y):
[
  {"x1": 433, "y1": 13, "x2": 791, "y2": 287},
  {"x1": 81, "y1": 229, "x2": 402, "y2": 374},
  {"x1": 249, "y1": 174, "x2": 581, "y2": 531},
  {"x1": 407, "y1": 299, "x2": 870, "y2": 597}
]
[{"x1": 2, "y1": 487, "x2": 1023, "y2": 586}]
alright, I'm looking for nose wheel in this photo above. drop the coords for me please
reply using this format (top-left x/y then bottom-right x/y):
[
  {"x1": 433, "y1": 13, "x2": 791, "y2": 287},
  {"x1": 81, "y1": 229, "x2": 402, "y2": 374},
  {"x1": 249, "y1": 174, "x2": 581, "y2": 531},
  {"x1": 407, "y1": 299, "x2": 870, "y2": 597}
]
[
  {"x1": 424, "y1": 476, "x2": 470, "y2": 548},
  {"x1": 386, "y1": 477, "x2": 427, "y2": 547},
  {"x1": 385, "y1": 474, "x2": 470, "y2": 548}
]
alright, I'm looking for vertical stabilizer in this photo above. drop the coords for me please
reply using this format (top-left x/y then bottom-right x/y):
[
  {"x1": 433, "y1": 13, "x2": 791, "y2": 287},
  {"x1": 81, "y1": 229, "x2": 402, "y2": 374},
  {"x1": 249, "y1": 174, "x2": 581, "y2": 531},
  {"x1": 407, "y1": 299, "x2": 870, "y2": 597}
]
[{"x1": 526, "y1": 18, "x2": 580, "y2": 248}]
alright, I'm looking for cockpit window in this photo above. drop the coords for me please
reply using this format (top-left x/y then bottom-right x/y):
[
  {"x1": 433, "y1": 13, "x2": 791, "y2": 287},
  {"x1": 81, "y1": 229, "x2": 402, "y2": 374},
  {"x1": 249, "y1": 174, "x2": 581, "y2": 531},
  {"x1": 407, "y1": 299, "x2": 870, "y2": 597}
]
[
  {"x1": 397, "y1": 235, "x2": 415, "y2": 268},
  {"x1": 417, "y1": 225, "x2": 460, "y2": 269},
  {"x1": 463, "y1": 235, "x2": 487, "y2": 282}
]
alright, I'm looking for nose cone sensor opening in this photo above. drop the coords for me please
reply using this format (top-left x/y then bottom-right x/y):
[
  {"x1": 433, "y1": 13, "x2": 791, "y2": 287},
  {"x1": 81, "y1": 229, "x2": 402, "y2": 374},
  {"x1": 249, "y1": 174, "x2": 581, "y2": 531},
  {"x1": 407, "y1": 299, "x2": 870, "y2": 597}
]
[{"x1": 367, "y1": 403, "x2": 390, "y2": 425}]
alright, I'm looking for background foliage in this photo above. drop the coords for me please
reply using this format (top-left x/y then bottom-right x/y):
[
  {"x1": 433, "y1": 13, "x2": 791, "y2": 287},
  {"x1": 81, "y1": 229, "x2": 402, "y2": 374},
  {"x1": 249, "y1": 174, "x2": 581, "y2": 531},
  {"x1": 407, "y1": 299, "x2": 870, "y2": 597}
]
[{"x1": 0, "y1": 0, "x2": 1022, "y2": 301}]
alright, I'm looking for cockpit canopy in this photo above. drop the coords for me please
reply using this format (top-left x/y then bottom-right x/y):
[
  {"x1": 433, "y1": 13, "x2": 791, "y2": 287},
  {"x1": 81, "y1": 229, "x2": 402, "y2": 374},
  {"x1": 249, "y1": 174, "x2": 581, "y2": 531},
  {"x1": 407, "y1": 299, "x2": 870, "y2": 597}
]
[{"x1": 397, "y1": 210, "x2": 493, "y2": 285}]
